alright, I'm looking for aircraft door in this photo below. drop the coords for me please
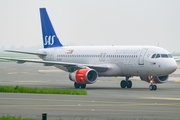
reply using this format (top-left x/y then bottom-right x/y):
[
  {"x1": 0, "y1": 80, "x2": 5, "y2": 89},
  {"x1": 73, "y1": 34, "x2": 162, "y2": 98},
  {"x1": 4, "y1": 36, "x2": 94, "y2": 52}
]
[
  {"x1": 138, "y1": 48, "x2": 148, "y2": 65},
  {"x1": 99, "y1": 53, "x2": 106, "y2": 62},
  {"x1": 102, "y1": 53, "x2": 106, "y2": 61}
]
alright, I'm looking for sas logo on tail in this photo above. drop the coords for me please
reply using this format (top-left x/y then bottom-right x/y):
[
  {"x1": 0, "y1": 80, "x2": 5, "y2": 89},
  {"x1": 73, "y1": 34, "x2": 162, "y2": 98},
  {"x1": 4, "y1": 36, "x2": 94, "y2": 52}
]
[
  {"x1": 44, "y1": 35, "x2": 56, "y2": 45},
  {"x1": 65, "y1": 50, "x2": 74, "y2": 54}
]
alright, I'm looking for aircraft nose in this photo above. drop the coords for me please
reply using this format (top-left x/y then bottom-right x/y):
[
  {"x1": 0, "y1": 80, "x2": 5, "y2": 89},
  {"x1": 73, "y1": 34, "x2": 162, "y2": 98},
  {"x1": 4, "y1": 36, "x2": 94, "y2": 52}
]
[{"x1": 166, "y1": 60, "x2": 177, "y2": 74}]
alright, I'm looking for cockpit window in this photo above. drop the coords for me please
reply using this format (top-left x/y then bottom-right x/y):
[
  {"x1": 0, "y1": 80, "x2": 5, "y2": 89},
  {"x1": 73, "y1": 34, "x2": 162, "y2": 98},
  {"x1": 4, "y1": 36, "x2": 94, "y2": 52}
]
[
  {"x1": 168, "y1": 54, "x2": 173, "y2": 58},
  {"x1": 161, "y1": 54, "x2": 168, "y2": 58},
  {"x1": 156, "y1": 54, "x2": 160, "y2": 58},
  {"x1": 151, "y1": 54, "x2": 156, "y2": 58},
  {"x1": 152, "y1": 53, "x2": 172, "y2": 58}
]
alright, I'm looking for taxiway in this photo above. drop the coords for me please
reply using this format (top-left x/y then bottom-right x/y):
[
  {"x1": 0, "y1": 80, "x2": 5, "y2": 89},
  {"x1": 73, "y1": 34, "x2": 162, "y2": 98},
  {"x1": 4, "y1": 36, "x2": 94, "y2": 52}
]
[{"x1": 0, "y1": 62, "x2": 180, "y2": 120}]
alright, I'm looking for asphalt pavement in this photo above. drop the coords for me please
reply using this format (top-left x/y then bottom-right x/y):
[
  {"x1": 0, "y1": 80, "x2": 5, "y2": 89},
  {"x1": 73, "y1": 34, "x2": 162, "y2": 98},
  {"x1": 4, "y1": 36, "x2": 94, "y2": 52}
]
[{"x1": 0, "y1": 62, "x2": 180, "y2": 120}]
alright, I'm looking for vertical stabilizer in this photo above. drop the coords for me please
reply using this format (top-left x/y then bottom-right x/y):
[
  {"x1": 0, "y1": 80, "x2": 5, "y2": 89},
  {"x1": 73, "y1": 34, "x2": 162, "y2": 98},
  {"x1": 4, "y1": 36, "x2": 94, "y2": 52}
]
[{"x1": 40, "y1": 8, "x2": 63, "y2": 48}]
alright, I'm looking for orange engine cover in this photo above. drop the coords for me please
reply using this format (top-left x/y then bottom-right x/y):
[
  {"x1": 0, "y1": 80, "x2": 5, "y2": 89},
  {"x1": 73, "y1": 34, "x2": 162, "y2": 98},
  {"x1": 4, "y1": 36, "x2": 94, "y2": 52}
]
[{"x1": 69, "y1": 68, "x2": 98, "y2": 84}]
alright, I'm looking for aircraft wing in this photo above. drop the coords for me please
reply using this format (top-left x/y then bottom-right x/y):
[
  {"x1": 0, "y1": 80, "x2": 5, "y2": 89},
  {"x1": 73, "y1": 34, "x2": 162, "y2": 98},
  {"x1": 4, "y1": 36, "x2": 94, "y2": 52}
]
[{"x1": 0, "y1": 57, "x2": 108, "y2": 72}]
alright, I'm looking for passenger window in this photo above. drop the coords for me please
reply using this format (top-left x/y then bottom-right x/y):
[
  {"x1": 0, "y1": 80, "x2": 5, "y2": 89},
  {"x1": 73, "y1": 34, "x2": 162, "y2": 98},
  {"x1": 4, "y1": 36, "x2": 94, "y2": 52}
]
[
  {"x1": 156, "y1": 54, "x2": 160, "y2": 58},
  {"x1": 151, "y1": 54, "x2": 156, "y2": 58}
]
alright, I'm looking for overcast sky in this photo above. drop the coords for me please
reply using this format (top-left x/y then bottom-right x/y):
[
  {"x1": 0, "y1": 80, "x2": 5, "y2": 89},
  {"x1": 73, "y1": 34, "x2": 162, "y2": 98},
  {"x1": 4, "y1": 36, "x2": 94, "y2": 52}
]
[{"x1": 0, "y1": 0, "x2": 179, "y2": 52}]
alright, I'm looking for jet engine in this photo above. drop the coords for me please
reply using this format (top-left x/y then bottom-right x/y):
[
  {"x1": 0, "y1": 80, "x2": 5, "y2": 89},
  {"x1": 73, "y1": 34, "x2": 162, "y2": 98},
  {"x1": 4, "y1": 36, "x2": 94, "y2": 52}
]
[
  {"x1": 140, "y1": 75, "x2": 169, "y2": 83},
  {"x1": 69, "y1": 68, "x2": 98, "y2": 84}
]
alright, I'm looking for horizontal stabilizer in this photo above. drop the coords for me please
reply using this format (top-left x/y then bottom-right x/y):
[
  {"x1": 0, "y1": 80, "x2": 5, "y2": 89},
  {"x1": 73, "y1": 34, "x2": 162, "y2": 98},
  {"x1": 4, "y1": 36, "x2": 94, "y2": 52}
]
[
  {"x1": 5, "y1": 50, "x2": 47, "y2": 56},
  {"x1": 175, "y1": 59, "x2": 180, "y2": 61}
]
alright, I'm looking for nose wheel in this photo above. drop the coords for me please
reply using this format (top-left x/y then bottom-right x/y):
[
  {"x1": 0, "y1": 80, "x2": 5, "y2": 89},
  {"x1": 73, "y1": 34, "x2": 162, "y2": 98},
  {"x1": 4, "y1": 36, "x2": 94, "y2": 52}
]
[
  {"x1": 149, "y1": 84, "x2": 157, "y2": 90},
  {"x1": 149, "y1": 76, "x2": 157, "y2": 90}
]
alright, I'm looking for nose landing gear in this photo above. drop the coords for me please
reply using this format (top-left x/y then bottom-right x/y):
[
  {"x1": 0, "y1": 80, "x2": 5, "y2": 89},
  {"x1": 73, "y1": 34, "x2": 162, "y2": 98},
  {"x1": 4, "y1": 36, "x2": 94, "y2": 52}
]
[
  {"x1": 149, "y1": 76, "x2": 157, "y2": 90},
  {"x1": 149, "y1": 84, "x2": 157, "y2": 90}
]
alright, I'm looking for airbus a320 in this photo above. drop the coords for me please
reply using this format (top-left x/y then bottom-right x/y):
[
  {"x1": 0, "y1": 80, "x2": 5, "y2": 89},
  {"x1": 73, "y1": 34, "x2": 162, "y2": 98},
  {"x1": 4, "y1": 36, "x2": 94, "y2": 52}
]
[{"x1": 0, "y1": 8, "x2": 178, "y2": 90}]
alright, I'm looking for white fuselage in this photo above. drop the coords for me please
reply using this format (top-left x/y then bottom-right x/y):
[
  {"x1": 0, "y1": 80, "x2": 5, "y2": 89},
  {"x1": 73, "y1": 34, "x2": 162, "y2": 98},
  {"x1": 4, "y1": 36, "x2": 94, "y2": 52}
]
[{"x1": 37, "y1": 46, "x2": 177, "y2": 77}]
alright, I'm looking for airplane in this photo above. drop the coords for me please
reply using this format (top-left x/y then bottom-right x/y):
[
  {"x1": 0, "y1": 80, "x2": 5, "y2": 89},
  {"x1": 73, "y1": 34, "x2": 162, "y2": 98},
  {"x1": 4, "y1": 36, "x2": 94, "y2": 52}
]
[{"x1": 0, "y1": 8, "x2": 178, "y2": 90}]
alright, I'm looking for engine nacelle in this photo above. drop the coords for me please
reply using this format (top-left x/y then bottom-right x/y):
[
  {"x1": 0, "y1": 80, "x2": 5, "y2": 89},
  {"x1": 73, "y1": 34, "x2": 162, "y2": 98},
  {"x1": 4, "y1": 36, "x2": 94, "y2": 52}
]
[
  {"x1": 140, "y1": 75, "x2": 169, "y2": 84},
  {"x1": 69, "y1": 69, "x2": 98, "y2": 84}
]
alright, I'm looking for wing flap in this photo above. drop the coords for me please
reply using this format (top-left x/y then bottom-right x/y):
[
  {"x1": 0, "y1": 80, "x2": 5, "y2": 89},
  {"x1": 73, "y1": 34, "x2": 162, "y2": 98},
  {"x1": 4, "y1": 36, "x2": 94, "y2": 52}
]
[
  {"x1": 16, "y1": 60, "x2": 26, "y2": 64},
  {"x1": 85, "y1": 64, "x2": 108, "y2": 72}
]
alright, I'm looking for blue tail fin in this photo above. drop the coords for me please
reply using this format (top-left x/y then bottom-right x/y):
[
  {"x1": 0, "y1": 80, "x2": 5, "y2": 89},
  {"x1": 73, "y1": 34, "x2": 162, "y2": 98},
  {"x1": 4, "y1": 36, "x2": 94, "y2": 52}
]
[{"x1": 40, "y1": 8, "x2": 63, "y2": 48}]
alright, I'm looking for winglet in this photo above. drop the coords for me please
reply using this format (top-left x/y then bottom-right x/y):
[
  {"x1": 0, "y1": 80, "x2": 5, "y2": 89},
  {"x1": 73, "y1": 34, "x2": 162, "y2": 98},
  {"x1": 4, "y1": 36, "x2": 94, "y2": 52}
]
[{"x1": 40, "y1": 8, "x2": 63, "y2": 48}]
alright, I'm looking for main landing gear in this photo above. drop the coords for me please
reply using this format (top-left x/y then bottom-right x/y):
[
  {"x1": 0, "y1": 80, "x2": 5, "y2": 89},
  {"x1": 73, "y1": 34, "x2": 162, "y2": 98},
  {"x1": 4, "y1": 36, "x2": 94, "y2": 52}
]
[
  {"x1": 120, "y1": 76, "x2": 132, "y2": 88},
  {"x1": 74, "y1": 82, "x2": 86, "y2": 89}
]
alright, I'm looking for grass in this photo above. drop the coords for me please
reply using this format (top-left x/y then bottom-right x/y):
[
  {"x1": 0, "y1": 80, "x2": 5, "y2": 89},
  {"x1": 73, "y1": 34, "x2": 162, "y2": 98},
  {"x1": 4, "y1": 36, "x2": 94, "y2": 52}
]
[
  {"x1": 0, "y1": 116, "x2": 38, "y2": 120},
  {"x1": 0, "y1": 86, "x2": 87, "y2": 95},
  {"x1": 0, "y1": 60, "x2": 14, "y2": 62},
  {"x1": 0, "y1": 116, "x2": 90, "y2": 120}
]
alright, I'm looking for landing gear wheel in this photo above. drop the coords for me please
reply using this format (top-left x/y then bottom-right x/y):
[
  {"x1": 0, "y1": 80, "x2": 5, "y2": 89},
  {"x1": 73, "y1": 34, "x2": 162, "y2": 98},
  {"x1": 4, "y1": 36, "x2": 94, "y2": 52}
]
[
  {"x1": 149, "y1": 85, "x2": 154, "y2": 90},
  {"x1": 74, "y1": 82, "x2": 80, "y2": 89},
  {"x1": 127, "y1": 80, "x2": 132, "y2": 88},
  {"x1": 153, "y1": 85, "x2": 157, "y2": 90},
  {"x1": 81, "y1": 84, "x2": 86, "y2": 89},
  {"x1": 120, "y1": 80, "x2": 127, "y2": 88},
  {"x1": 149, "y1": 85, "x2": 157, "y2": 90}
]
